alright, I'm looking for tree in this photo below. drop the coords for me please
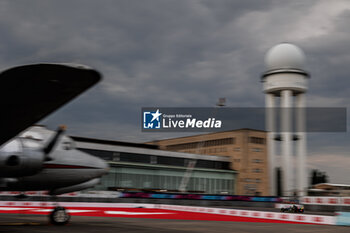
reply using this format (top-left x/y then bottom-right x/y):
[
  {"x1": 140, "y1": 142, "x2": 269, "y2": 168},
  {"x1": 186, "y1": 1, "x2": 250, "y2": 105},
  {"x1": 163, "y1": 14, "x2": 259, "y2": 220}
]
[
  {"x1": 310, "y1": 169, "x2": 329, "y2": 186},
  {"x1": 276, "y1": 167, "x2": 282, "y2": 196}
]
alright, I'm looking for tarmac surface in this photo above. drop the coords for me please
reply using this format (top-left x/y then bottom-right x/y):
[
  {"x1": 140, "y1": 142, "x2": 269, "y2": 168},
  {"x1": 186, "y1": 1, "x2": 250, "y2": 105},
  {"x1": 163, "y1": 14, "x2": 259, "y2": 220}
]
[
  {"x1": 219, "y1": 206, "x2": 335, "y2": 216},
  {"x1": 0, "y1": 214, "x2": 349, "y2": 233}
]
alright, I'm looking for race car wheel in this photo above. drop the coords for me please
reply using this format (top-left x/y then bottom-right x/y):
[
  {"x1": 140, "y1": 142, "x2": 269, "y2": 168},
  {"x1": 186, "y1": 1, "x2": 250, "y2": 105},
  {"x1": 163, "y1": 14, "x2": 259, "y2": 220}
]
[{"x1": 49, "y1": 206, "x2": 70, "y2": 225}]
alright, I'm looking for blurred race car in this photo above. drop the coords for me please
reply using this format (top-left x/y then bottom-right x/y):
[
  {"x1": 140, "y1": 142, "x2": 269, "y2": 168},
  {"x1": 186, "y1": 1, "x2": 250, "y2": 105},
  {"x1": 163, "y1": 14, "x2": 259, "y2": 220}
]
[{"x1": 280, "y1": 205, "x2": 304, "y2": 213}]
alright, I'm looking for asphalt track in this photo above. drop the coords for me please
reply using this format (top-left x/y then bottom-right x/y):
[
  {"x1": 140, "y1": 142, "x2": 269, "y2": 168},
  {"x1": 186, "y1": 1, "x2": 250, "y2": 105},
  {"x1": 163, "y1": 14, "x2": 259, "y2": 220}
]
[
  {"x1": 212, "y1": 206, "x2": 335, "y2": 216},
  {"x1": 0, "y1": 214, "x2": 349, "y2": 233}
]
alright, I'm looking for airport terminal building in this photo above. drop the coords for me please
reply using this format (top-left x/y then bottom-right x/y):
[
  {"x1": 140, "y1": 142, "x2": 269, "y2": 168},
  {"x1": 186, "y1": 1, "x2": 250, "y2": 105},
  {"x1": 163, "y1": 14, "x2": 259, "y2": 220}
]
[
  {"x1": 148, "y1": 129, "x2": 268, "y2": 196},
  {"x1": 73, "y1": 137, "x2": 237, "y2": 194}
]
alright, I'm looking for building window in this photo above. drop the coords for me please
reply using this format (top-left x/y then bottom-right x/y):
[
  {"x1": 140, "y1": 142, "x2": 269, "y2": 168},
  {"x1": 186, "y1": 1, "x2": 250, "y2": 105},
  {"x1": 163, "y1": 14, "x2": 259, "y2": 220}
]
[
  {"x1": 249, "y1": 137, "x2": 265, "y2": 145},
  {"x1": 244, "y1": 184, "x2": 257, "y2": 191},
  {"x1": 119, "y1": 152, "x2": 150, "y2": 163},
  {"x1": 150, "y1": 156, "x2": 157, "y2": 164},
  {"x1": 251, "y1": 148, "x2": 263, "y2": 152},
  {"x1": 112, "y1": 152, "x2": 120, "y2": 162},
  {"x1": 196, "y1": 160, "x2": 215, "y2": 169},
  {"x1": 166, "y1": 137, "x2": 235, "y2": 151},
  {"x1": 220, "y1": 147, "x2": 227, "y2": 152},
  {"x1": 234, "y1": 148, "x2": 240, "y2": 151},
  {"x1": 252, "y1": 159, "x2": 263, "y2": 163},
  {"x1": 79, "y1": 148, "x2": 230, "y2": 170},
  {"x1": 256, "y1": 179, "x2": 261, "y2": 183},
  {"x1": 215, "y1": 161, "x2": 229, "y2": 169},
  {"x1": 252, "y1": 168, "x2": 262, "y2": 173},
  {"x1": 157, "y1": 156, "x2": 184, "y2": 166},
  {"x1": 79, "y1": 148, "x2": 113, "y2": 161}
]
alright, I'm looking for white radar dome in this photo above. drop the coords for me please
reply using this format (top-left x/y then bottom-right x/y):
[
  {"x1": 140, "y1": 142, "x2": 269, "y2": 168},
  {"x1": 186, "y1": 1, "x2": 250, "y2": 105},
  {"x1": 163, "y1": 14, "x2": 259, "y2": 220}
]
[{"x1": 265, "y1": 43, "x2": 305, "y2": 71}]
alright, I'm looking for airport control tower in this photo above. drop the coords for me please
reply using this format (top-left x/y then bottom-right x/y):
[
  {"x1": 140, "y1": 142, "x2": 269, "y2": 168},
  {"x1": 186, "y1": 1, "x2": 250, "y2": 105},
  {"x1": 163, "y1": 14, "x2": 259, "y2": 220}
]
[{"x1": 262, "y1": 43, "x2": 309, "y2": 197}]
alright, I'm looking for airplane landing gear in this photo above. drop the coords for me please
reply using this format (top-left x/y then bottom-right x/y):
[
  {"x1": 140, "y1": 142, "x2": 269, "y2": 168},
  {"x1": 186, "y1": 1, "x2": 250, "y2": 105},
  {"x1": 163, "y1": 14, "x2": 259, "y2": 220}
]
[{"x1": 49, "y1": 206, "x2": 70, "y2": 225}]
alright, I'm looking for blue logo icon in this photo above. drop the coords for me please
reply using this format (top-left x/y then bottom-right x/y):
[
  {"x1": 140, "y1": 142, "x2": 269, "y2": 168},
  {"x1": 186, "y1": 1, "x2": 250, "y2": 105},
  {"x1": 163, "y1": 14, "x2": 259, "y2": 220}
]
[{"x1": 143, "y1": 109, "x2": 162, "y2": 129}]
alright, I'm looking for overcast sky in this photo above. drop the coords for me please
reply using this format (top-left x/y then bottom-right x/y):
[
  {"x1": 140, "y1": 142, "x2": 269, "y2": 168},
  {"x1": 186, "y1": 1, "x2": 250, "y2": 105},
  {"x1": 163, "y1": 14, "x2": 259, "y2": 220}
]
[{"x1": 1, "y1": 0, "x2": 350, "y2": 184}]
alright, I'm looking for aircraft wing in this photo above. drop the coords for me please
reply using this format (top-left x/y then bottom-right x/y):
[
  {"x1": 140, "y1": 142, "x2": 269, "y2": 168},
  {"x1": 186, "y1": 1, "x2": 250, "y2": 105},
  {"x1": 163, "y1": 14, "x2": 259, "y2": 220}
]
[{"x1": 0, "y1": 63, "x2": 101, "y2": 145}]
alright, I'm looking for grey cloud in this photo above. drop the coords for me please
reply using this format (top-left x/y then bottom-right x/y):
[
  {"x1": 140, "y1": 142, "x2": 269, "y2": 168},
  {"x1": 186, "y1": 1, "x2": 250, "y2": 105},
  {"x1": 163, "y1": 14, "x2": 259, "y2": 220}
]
[{"x1": 0, "y1": 0, "x2": 349, "y2": 182}]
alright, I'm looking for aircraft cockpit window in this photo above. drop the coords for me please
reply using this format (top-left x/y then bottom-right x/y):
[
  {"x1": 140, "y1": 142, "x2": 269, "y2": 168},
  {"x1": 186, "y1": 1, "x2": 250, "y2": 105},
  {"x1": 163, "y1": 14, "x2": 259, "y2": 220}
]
[
  {"x1": 23, "y1": 135, "x2": 43, "y2": 141},
  {"x1": 21, "y1": 138, "x2": 41, "y2": 149},
  {"x1": 19, "y1": 131, "x2": 44, "y2": 141}
]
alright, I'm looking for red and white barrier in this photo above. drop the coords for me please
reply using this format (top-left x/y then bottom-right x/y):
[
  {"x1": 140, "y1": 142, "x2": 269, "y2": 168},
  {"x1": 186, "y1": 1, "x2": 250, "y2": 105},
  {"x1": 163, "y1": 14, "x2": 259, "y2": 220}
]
[
  {"x1": 0, "y1": 201, "x2": 151, "y2": 208},
  {"x1": 157, "y1": 204, "x2": 335, "y2": 225},
  {"x1": 0, "y1": 201, "x2": 336, "y2": 225},
  {"x1": 301, "y1": 196, "x2": 350, "y2": 206}
]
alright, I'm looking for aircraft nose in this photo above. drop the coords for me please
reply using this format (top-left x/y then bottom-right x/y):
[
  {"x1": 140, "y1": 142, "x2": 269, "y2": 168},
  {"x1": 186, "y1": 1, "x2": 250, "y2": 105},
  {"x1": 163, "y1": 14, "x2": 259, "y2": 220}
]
[
  {"x1": 74, "y1": 150, "x2": 110, "y2": 178},
  {"x1": 94, "y1": 156, "x2": 109, "y2": 175}
]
